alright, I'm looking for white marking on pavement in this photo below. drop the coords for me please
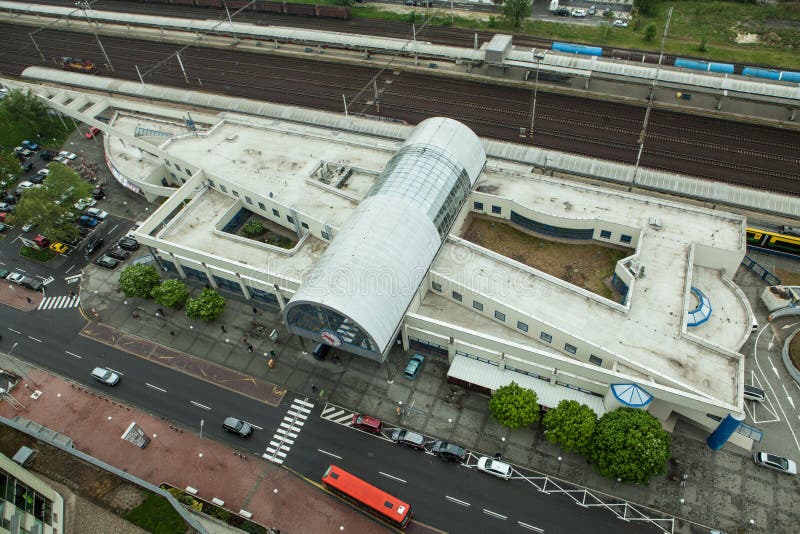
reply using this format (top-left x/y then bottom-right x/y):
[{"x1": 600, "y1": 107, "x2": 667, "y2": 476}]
[
  {"x1": 518, "y1": 521, "x2": 544, "y2": 532},
  {"x1": 378, "y1": 472, "x2": 406, "y2": 484},
  {"x1": 107, "y1": 367, "x2": 124, "y2": 376},
  {"x1": 145, "y1": 383, "x2": 167, "y2": 393},
  {"x1": 27, "y1": 336, "x2": 41, "y2": 343},
  {"x1": 16, "y1": 268, "x2": 25, "y2": 273},
  {"x1": 294, "y1": 399, "x2": 314, "y2": 408},
  {"x1": 248, "y1": 422, "x2": 264, "y2": 430},
  {"x1": 106, "y1": 224, "x2": 119, "y2": 234},
  {"x1": 445, "y1": 496, "x2": 470, "y2": 507},
  {"x1": 64, "y1": 351, "x2": 82, "y2": 359},
  {"x1": 767, "y1": 355, "x2": 779, "y2": 378},
  {"x1": 483, "y1": 509, "x2": 507, "y2": 520},
  {"x1": 275, "y1": 428, "x2": 298, "y2": 439},
  {"x1": 8, "y1": 328, "x2": 22, "y2": 334},
  {"x1": 271, "y1": 437, "x2": 294, "y2": 446},
  {"x1": 64, "y1": 265, "x2": 76, "y2": 274},
  {"x1": 317, "y1": 449, "x2": 342, "y2": 460},
  {"x1": 190, "y1": 401, "x2": 211, "y2": 411}
]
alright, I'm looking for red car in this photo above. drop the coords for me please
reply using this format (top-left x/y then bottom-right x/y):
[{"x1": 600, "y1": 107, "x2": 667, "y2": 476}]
[
  {"x1": 85, "y1": 127, "x2": 101, "y2": 139},
  {"x1": 351, "y1": 413, "x2": 383, "y2": 434},
  {"x1": 33, "y1": 234, "x2": 51, "y2": 248}
]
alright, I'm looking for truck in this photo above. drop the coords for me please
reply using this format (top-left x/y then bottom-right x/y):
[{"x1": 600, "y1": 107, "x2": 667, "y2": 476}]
[{"x1": 61, "y1": 57, "x2": 97, "y2": 74}]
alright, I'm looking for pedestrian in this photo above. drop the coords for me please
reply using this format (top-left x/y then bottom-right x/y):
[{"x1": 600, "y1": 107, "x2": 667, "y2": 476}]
[
  {"x1": 157, "y1": 308, "x2": 165, "y2": 316},
  {"x1": 132, "y1": 311, "x2": 140, "y2": 319},
  {"x1": 252, "y1": 306, "x2": 258, "y2": 314},
  {"x1": 247, "y1": 344, "x2": 253, "y2": 353},
  {"x1": 221, "y1": 325, "x2": 226, "y2": 333},
  {"x1": 311, "y1": 384, "x2": 318, "y2": 393},
  {"x1": 69, "y1": 290, "x2": 75, "y2": 298},
  {"x1": 170, "y1": 331, "x2": 175, "y2": 336},
  {"x1": 242, "y1": 336, "x2": 248, "y2": 344}
]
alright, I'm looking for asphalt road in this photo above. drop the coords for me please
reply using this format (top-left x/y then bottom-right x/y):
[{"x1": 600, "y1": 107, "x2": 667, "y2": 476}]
[{"x1": 0, "y1": 300, "x2": 660, "y2": 533}]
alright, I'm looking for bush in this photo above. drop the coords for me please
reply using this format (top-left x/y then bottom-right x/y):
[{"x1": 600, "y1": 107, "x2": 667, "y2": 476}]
[
  {"x1": 119, "y1": 264, "x2": 161, "y2": 299},
  {"x1": 488, "y1": 381, "x2": 540, "y2": 430},
  {"x1": 185, "y1": 289, "x2": 226, "y2": 321},
  {"x1": 243, "y1": 219, "x2": 264, "y2": 237},
  {"x1": 20, "y1": 245, "x2": 54, "y2": 262},
  {"x1": 151, "y1": 279, "x2": 189, "y2": 308},
  {"x1": 645, "y1": 23, "x2": 657, "y2": 42}
]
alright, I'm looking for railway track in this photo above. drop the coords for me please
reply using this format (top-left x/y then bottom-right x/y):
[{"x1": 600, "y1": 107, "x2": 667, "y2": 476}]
[{"x1": 1, "y1": 22, "x2": 799, "y2": 196}]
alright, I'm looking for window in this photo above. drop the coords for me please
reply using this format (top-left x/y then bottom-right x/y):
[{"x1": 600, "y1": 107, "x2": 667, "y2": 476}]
[
  {"x1": 207, "y1": 179, "x2": 215, "y2": 187},
  {"x1": 452, "y1": 291, "x2": 462, "y2": 302},
  {"x1": 272, "y1": 208, "x2": 279, "y2": 217},
  {"x1": 301, "y1": 222, "x2": 309, "y2": 229},
  {"x1": 245, "y1": 196, "x2": 253, "y2": 205},
  {"x1": 220, "y1": 185, "x2": 227, "y2": 193},
  {"x1": 175, "y1": 164, "x2": 182, "y2": 172},
  {"x1": 589, "y1": 354, "x2": 603, "y2": 366},
  {"x1": 258, "y1": 202, "x2": 266, "y2": 211},
  {"x1": 170, "y1": 172, "x2": 176, "y2": 180},
  {"x1": 474, "y1": 201, "x2": 484, "y2": 210},
  {"x1": 287, "y1": 215, "x2": 295, "y2": 224},
  {"x1": 620, "y1": 234, "x2": 632, "y2": 244},
  {"x1": 540, "y1": 332, "x2": 552, "y2": 343},
  {"x1": 185, "y1": 168, "x2": 192, "y2": 176},
  {"x1": 321, "y1": 230, "x2": 330, "y2": 240},
  {"x1": 180, "y1": 178, "x2": 186, "y2": 184},
  {"x1": 232, "y1": 190, "x2": 239, "y2": 197},
  {"x1": 600, "y1": 230, "x2": 611, "y2": 239},
  {"x1": 491, "y1": 205, "x2": 501, "y2": 214},
  {"x1": 494, "y1": 310, "x2": 505, "y2": 321},
  {"x1": 517, "y1": 321, "x2": 528, "y2": 332},
  {"x1": 432, "y1": 281, "x2": 442, "y2": 292},
  {"x1": 565, "y1": 343, "x2": 577, "y2": 355},
  {"x1": 473, "y1": 300, "x2": 483, "y2": 312},
  {"x1": 164, "y1": 160, "x2": 171, "y2": 167}
]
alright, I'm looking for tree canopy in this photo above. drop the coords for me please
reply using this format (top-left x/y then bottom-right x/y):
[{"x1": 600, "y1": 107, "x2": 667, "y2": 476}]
[
  {"x1": 151, "y1": 279, "x2": 190, "y2": 308},
  {"x1": 0, "y1": 90, "x2": 52, "y2": 137},
  {"x1": 119, "y1": 264, "x2": 162, "y2": 299},
  {"x1": 0, "y1": 151, "x2": 22, "y2": 187},
  {"x1": 185, "y1": 289, "x2": 226, "y2": 321},
  {"x1": 502, "y1": 0, "x2": 531, "y2": 28},
  {"x1": 488, "y1": 381, "x2": 540, "y2": 430},
  {"x1": 542, "y1": 400, "x2": 597, "y2": 456},
  {"x1": 590, "y1": 407, "x2": 671, "y2": 484}
]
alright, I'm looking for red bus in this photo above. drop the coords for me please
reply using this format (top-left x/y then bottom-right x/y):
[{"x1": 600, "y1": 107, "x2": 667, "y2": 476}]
[{"x1": 321, "y1": 465, "x2": 412, "y2": 529}]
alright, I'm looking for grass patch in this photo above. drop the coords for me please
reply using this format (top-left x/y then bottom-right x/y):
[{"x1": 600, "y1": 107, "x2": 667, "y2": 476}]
[
  {"x1": 20, "y1": 245, "x2": 55, "y2": 262},
  {"x1": 124, "y1": 493, "x2": 186, "y2": 534}
]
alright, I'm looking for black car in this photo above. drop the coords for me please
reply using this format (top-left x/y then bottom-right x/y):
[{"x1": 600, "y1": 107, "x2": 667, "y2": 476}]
[
  {"x1": 19, "y1": 277, "x2": 43, "y2": 291},
  {"x1": 28, "y1": 175, "x2": 45, "y2": 185},
  {"x1": 85, "y1": 237, "x2": 104, "y2": 255},
  {"x1": 92, "y1": 188, "x2": 105, "y2": 200},
  {"x1": 432, "y1": 440, "x2": 467, "y2": 463},
  {"x1": 2, "y1": 194, "x2": 14, "y2": 205},
  {"x1": 118, "y1": 237, "x2": 140, "y2": 251},
  {"x1": 39, "y1": 150, "x2": 55, "y2": 161},
  {"x1": 107, "y1": 246, "x2": 130, "y2": 260},
  {"x1": 96, "y1": 255, "x2": 119, "y2": 269},
  {"x1": 21, "y1": 162, "x2": 34, "y2": 173},
  {"x1": 389, "y1": 428, "x2": 425, "y2": 450}
]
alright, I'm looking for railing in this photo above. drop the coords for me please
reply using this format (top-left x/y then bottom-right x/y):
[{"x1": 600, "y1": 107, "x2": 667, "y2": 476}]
[{"x1": 741, "y1": 255, "x2": 781, "y2": 286}]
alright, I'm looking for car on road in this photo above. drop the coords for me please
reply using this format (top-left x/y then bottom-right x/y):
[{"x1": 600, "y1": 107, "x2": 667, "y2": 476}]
[
  {"x1": 403, "y1": 353, "x2": 425, "y2": 380},
  {"x1": 90, "y1": 367, "x2": 120, "y2": 386},
  {"x1": 85, "y1": 237, "x2": 104, "y2": 255},
  {"x1": 613, "y1": 19, "x2": 628, "y2": 28},
  {"x1": 7, "y1": 272, "x2": 25, "y2": 284},
  {"x1": 389, "y1": 428, "x2": 425, "y2": 450},
  {"x1": 106, "y1": 246, "x2": 130, "y2": 261},
  {"x1": 96, "y1": 255, "x2": 120, "y2": 269},
  {"x1": 753, "y1": 452, "x2": 797, "y2": 475},
  {"x1": 351, "y1": 413, "x2": 383, "y2": 434},
  {"x1": 58, "y1": 151, "x2": 77, "y2": 161},
  {"x1": 743, "y1": 384, "x2": 765, "y2": 403},
  {"x1": 432, "y1": 440, "x2": 467, "y2": 463},
  {"x1": 85, "y1": 126, "x2": 101, "y2": 139},
  {"x1": 21, "y1": 140, "x2": 39, "y2": 151},
  {"x1": 223, "y1": 417, "x2": 253, "y2": 437},
  {"x1": 19, "y1": 277, "x2": 42, "y2": 291},
  {"x1": 476, "y1": 456, "x2": 513, "y2": 480},
  {"x1": 86, "y1": 207, "x2": 108, "y2": 220},
  {"x1": 49, "y1": 242, "x2": 68, "y2": 254},
  {"x1": 78, "y1": 215, "x2": 100, "y2": 228},
  {"x1": 118, "y1": 236, "x2": 140, "y2": 251}
]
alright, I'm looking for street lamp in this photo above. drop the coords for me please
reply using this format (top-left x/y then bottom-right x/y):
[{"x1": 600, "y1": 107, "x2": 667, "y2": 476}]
[{"x1": 200, "y1": 419, "x2": 204, "y2": 439}]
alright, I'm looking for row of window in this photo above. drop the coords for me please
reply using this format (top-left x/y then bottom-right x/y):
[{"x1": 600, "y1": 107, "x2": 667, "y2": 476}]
[
  {"x1": 473, "y1": 201, "x2": 502, "y2": 215},
  {"x1": 432, "y1": 282, "x2": 603, "y2": 367},
  {"x1": 164, "y1": 159, "x2": 193, "y2": 176}
]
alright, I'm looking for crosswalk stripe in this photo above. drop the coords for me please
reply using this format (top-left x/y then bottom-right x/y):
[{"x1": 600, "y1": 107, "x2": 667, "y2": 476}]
[
  {"x1": 275, "y1": 428, "x2": 298, "y2": 439},
  {"x1": 262, "y1": 454, "x2": 284, "y2": 464},
  {"x1": 265, "y1": 447, "x2": 287, "y2": 458},
  {"x1": 271, "y1": 437, "x2": 294, "y2": 446},
  {"x1": 294, "y1": 399, "x2": 314, "y2": 409},
  {"x1": 284, "y1": 418, "x2": 305, "y2": 427},
  {"x1": 38, "y1": 295, "x2": 81, "y2": 310},
  {"x1": 287, "y1": 410, "x2": 308, "y2": 420}
]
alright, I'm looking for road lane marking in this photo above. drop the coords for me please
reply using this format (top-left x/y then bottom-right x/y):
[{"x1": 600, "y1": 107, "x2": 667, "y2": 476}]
[
  {"x1": 7, "y1": 328, "x2": 22, "y2": 334},
  {"x1": 518, "y1": 521, "x2": 544, "y2": 532},
  {"x1": 106, "y1": 367, "x2": 124, "y2": 376},
  {"x1": 65, "y1": 265, "x2": 76, "y2": 274},
  {"x1": 27, "y1": 336, "x2": 42, "y2": 343},
  {"x1": 190, "y1": 401, "x2": 211, "y2": 411},
  {"x1": 64, "y1": 351, "x2": 82, "y2": 359},
  {"x1": 145, "y1": 383, "x2": 166, "y2": 393},
  {"x1": 445, "y1": 496, "x2": 470, "y2": 507},
  {"x1": 106, "y1": 224, "x2": 119, "y2": 235},
  {"x1": 483, "y1": 509, "x2": 507, "y2": 520},
  {"x1": 317, "y1": 449, "x2": 342, "y2": 460},
  {"x1": 378, "y1": 472, "x2": 406, "y2": 484},
  {"x1": 247, "y1": 422, "x2": 264, "y2": 430}
]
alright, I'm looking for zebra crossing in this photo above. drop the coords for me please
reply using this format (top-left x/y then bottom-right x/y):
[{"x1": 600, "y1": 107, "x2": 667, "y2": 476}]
[
  {"x1": 37, "y1": 295, "x2": 81, "y2": 311},
  {"x1": 262, "y1": 397, "x2": 313, "y2": 465},
  {"x1": 321, "y1": 403, "x2": 355, "y2": 426}
]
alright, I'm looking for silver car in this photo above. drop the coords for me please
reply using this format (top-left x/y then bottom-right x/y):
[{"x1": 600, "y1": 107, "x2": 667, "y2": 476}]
[
  {"x1": 90, "y1": 367, "x2": 120, "y2": 386},
  {"x1": 7, "y1": 272, "x2": 26, "y2": 285},
  {"x1": 223, "y1": 417, "x2": 253, "y2": 437},
  {"x1": 476, "y1": 456, "x2": 513, "y2": 480},
  {"x1": 753, "y1": 452, "x2": 797, "y2": 475}
]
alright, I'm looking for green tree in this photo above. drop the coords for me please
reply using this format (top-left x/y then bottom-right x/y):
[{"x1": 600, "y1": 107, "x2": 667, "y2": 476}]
[
  {"x1": 634, "y1": 0, "x2": 659, "y2": 17},
  {"x1": 0, "y1": 151, "x2": 22, "y2": 188},
  {"x1": 0, "y1": 90, "x2": 51, "y2": 137},
  {"x1": 118, "y1": 264, "x2": 161, "y2": 299},
  {"x1": 243, "y1": 219, "x2": 264, "y2": 237},
  {"x1": 488, "y1": 381, "x2": 540, "y2": 430},
  {"x1": 10, "y1": 164, "x2": 92, "y2": 243},
  {"x1": 644, "y1": 23, "x2": 657, "y2": 42},
  {"x1": 698, "y1": 37, "x2": 707, "y2": 53},
  {"x1": 590, "y1": 407, "x2": 671, "y2": 484},
  {"x1": 151, "y1": 279, "x2": 189, "y2": 308},
  {"x1": 185, "y1": 289, "x2": 226, "y2": 321},
  {"x1": 542, "y1": 400, "x2": 597, "y2": 456},
  {"x1": 502, "y1": 0, "x2": 531, "y2": 28}
]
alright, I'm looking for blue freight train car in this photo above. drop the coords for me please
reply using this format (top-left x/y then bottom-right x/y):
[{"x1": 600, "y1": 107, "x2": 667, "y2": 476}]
[
  {"x1": 674, "y1": 58, "x2": 734, "y2": 74},
  {"x1": 742, "y1": 67, "x2": 800, "y2": 83},
  {"x1": 552, "y1": 42, "x2": 603, "y2": 57}
]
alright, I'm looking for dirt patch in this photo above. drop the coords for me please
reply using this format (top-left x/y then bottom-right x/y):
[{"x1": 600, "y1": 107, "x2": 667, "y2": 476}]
[
  {"x1": 791, "y1": 329, "x2": 800, "y2": 371},
  {"x1": 775, "y1": 267, "x2": 800, "y2": 286},
  {"x1": 461, "y1": 215, "x2": 630, "y2": 299},
  {"x1": 735, "y1": 32, "x2": 760, "y2": 44}
]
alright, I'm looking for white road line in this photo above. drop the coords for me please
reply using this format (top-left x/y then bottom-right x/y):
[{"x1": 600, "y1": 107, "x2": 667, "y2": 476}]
[
  {"x1": 378, "y1": 472, "x2": 407, "y2": 484},
  {"x1": 27, "y1": 336, "x2": 42, "y2": 343},
  {"x1": 64, "y1": 351, "x2": 82, "y2": 359},
  {"x1": 483, "y1": 509, "x2": 507, "y2": 520},
  {"x1": 16, "y1": 268, "x2": 25, "y2": 273},
  {"x1": 317, "y1": 449, "x2": 342, "y2": 460},
  {"x1": 265, "y1": 448, "x2": 287, "y2": 458},
  {"x1": 248, "y1": 422, "x2": 264, "y2": 431},
  {"x1": 190, "y1": 401, "x2": 211, "y2": 411},
  {"x1": 262, "y1": 455, "x2": 283, "y2": 464},
  {"x1": 275, "y1": 428, "x2": 298, "y2": 439},
  {"x1": 271, "y1": 436, "x2": 294, "y2": 446},
  {"x1": 106, "y1": 367, "x2": 124, "y2": 376},
  {"x1": 287, "y1": 410, "x2": 308, "y2": 419},
  {"x1": 294, "y1": 399, "x2": 314, "y2": 408},
  {"x1": 7, "y1": 328, "x2": 21, "y2": 334},
  {"x1": 445, "y1": 496, "x2": 470, "y2": 507},
  {"x1": 518, "y1": 521, "x2": 544, "y2": 532},
  {"x1": 64, "y1": 265, "x2": 76, "y2": 274},
  {"x1": 145, "y1": 383, "x2": 167, "y2": 393}
]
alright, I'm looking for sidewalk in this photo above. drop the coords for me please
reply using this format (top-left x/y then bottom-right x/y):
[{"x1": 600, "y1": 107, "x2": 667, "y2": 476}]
[{"x1": 0, "y1": 352, "x2": 384, "y2": 534}]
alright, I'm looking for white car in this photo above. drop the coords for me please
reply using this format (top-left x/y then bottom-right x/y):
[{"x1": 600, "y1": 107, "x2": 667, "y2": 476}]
[
  {"x1": 476, "y1": 456, "x2": 513, "y2": 480},
  {"x1": 16, "y1": 181, "x2": 35, "y2": 193},
  {"x1": 37, "y1": 168, "x2": 50, "y2": 177},
  {"x1": 54, "y1": 156, "x2": 69, "y2": 165},
  {"x1": 86, "y1": 207, "x2": 108, "y2": 220},
  {"x1": 754, "y1": 452, "x2": 797, "y2": 475},
  {"x1": 21, "y1": 223, "x2": 34, "y2": 232},
  {"x1": 59, "y1": 150, "x2": 77, "y2": 160},
  {"x1": 6, "y1": 272, "x2": 26, "y2": 284},
  {"x1": 572, "y1": 8, "x2": 586, "y2": 17},
  {"x1": 90, "y1": 367, "x2": 120, "y2": 386},
  {"x1": 613, "y1": 19, "x2": 628, "y2": 28},
  {"x1": 74, "y1": 197, "x2": 97, "y2": 210}
]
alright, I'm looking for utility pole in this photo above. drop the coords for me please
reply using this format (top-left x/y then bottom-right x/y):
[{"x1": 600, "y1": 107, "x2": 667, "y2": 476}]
[
  {"x1": 29, "y1": 33, "x2": 45, "y2": 62},
  {"x1": 530, "y1": 50, "x2": 546, "y2": 144},
  {"x1": 75, "y1": 1, "x2": 114, "y2": 71}
]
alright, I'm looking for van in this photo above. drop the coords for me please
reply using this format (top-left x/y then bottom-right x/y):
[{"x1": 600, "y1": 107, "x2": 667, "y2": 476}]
[
  {"x1": 743, "y1": 385, "x2": 765, "y2": 403},
  {"x1": 313, "y1": 342, "x2": 331, "y2": 361}
]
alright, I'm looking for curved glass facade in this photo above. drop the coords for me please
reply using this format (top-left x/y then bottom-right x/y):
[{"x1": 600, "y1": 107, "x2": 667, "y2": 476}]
[{"x1": 286, "y1": 303, "x2": 377, "y2": 354}]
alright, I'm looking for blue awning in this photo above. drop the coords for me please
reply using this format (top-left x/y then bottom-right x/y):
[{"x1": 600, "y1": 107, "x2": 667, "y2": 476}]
[{"x1": 611, "y1": 383, "x2": 653, "y2": 407}]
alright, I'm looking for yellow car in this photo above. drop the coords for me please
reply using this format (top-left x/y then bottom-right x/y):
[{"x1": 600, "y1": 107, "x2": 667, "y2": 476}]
[{"x1": 49, "y1": 242, "x2": 68, "y2": 254}]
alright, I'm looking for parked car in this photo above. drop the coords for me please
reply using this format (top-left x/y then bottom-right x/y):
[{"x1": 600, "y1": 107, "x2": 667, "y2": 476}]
[
  {"x1": 36, "y1": 168, "x2": 49, "y2": 178},
  {"x1": 49, "y1": 242, "x2": 68, "y2": 254},
  {"x1": 0, "y1": 268, "x2": 9, "y2": 279},
  {"x1": 554, "y1": 7, "x2": 570, "y2": 16},
  {"x1": 431, "y1": 440, "x2": 467, "y2": 463},
  {"x1": 21, "y1": 140, "x2": 39, "y2": 151},
  {"x1": 743, "y1": 385, "x2": 765, "y2": 403},
  {"x1": 753, "y1": 452, "x2": 797, "y2": 475},
  {"x1": 0, "y1": 202, "x2": 11, "y2": 212},
  {"x1": 90, "y1": 367, "x2": 120, "y2": 386},
  {"x1": 13, "y1": 147, "x2": 32, "y2": 158},
  {"x1": 92, "y1": 187, "x2": 105, "y2": 200},
  {"x1": 58, "y1": 150, "x2": 77, "y2": 161},
  {"x1": 39, "y1": 149, "x2": 56, "y2": 161},
  {"x1": 118, "y1": 236, "x2": 140, "y2": 251},
  {"x1": 613, "y1": 19, "x2": 629, "y2": 28},
  {"x1": 0, "y1": 223, "x2": 7, "y2": 233},
  {"x1": 351, "y1": 413, "x2": 383, "y2": 434},
  {"x1": 222, "y1": 417, "x2": 253, "y2": 437},
  {"x1": 74, "y1": 197, "x2": 97, "y2": 210},
  {"x1": 54, "y1": 156, "x2": 69, "y2": 165},
  {"x1": 78, "y1": 215, "x2": 99, "y2": 228},
  {"x1": 572, "y1": 8, "x2": 587, "y2": 17},
  {"x1": 16, "y1": 181, "x2": 35, "y2": 194},
  {"x1": 19, "y1": 277, "x2": 42, "y2": 291},
  {"x1": 403, "y1": 354, "x2": 425, "y2": 380},
  {"x1": 7, "y1": 272, "x2": 25, "y2": 284},
  {"x1": 96, "y1": 255, "x2": 120, "y2": 269},
  {"x1": 85, "y1": 126, "x2": 101, "y2": 139},
  {"x1": 21, "y1": 223, "x2": 33, "y2": 233},
  {"x1": 476, "y1": 456, "x2": 513, "y2": 480},
  {"x1": 33, "y1": 234, "x2": 50, "y2": 248},
  {"x1": 588, "y1": 5, "x2": 597, "y2": 15},
  {"x1": 0, "y1": 212, "x2": 7, "y2": 223},
  {"x1": 86, "y1": 207, "x2": 108, "y2": 220},
  {"x1": 389, "y1": 428, "x2": 425, "y2": 450},
  {"x1": 28, "y1": 175, "x2": 45, "y2": 185},
  {"x1": 85, "y1": 237, "x2": 104, "y2": 255},
  {"x1": 106, "y1": 247, "x2": 130, "y2": 261},
  {"x1": 21, "y1": 162, "x2": 34, "y2": 173}
]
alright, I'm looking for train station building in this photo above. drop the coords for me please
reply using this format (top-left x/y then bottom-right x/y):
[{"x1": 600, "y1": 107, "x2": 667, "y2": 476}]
[{"x1": 5, "y1": 71, "x2": 761, "y2": 446}]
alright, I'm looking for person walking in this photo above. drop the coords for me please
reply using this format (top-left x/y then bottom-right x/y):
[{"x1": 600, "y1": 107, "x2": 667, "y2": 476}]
[{"x1": 221, "y1": 325, "x2": 227, "y2": 333}]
